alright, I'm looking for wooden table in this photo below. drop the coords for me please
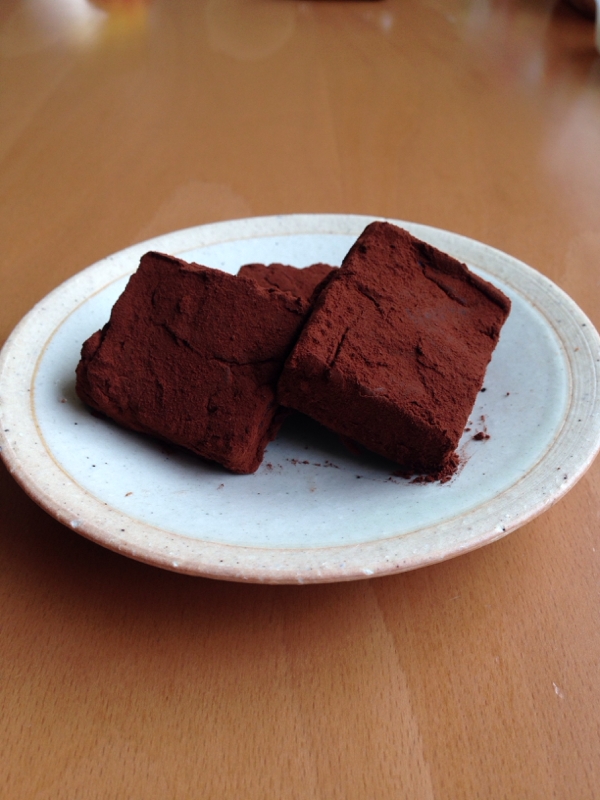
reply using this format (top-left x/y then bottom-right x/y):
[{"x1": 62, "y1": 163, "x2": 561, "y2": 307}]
[{"x1": 2, "y1": 1, "x2": 599, "y2": 796}]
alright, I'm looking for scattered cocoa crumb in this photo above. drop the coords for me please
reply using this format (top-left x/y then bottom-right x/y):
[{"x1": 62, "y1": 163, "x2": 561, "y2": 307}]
[
  {"x1": 411, "y1": 453, "x2": 461, "y2": 483},
  {"x1": 506, "y1": 392, "x2": 510, "y2": 396},
  {"x1": 266, "y1": 463, "x2": 273, "y2": 470},
  {"x1": 125, "y1": 491, "x2": 133, "y2": 497},
  {"x1": 472, "y1": 432, "x2": 490, "y2": 441},
  {"x1": 480, "y1": 387, "x2": 487, "y2": 392},
  {"x1": 398, "y1": 453, "x2": 460, "y2": 484},
  {"x1": 217, "y1": 483, "x2": 224, "y2": 490}
]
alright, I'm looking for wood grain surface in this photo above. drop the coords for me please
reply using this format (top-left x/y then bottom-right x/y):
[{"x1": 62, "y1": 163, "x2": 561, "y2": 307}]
[{"x1": 1, "y1": 0, "x2": 600, "y2": 797}]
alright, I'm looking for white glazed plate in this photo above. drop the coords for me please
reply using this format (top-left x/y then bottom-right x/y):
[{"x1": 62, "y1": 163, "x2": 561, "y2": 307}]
[{"x1": 1, "y1": 215, "x2": 600, "y2": 583}]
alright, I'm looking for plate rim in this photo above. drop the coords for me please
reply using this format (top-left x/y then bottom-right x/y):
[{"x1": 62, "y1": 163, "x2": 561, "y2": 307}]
[{"x1": 1, "y1": 213, "x2": 600, "y2": 583}]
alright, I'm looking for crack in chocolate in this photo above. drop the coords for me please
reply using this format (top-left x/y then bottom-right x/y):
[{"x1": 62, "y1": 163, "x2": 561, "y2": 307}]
[
  {"x1": 211, "y1": 355, "x2": 280, "y2": 368},
  {"x1": 419, "y1": 261, "x2": 468, "y2": 307},
  {"x1": 155, "y1": 376, "x2": 165, "y2": 407},
  {"x1": 412, "y1": 336, "x2": 448, "y2": 416},
  {"x1": 354, "y1": 282, "x2": 388, "y2": 315},
  {"x1": 161, "y1": 322, "x2": 278, "y2": 367},
  {"x1": 160, "y1": 322, "x2": 193, "y2": 351},
  {"x1": 328, "y1": 325, "x2": 350, "y2": 370}
]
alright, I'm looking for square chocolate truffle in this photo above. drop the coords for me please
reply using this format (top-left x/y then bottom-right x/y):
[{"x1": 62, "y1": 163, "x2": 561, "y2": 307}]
[
  {"x1": 277, "y1": 222, "x2": 511, "y2": 477},
  {"x1": 76, "y1": 252, "x2": 320, "y2": 474}
]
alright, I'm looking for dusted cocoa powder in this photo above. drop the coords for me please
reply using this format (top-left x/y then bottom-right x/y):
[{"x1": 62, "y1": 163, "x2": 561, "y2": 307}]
[
  {"x1": 76, "y1": 252, "x2": 323, "y2": 474},
  {"x1": 277, "y1": 221, "x2": 511, "y2": 477},
  {"x1": 238, "y1": 262, "x2": 334, "y2": 302},
  {"x1": 77, "y1": 226, "x2": 510, "y2": 481}
]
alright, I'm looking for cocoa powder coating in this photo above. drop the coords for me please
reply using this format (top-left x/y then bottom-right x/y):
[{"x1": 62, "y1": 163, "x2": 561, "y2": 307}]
[
  {"x1": 238, "y1": 262, "x2": 334, "y2": 302},
  {"x1": 277, "y1": 222, "x2": 511, "y2": 476},
  {"x1": 76, "y1": 252, "x2": 322, "y2": 474}
]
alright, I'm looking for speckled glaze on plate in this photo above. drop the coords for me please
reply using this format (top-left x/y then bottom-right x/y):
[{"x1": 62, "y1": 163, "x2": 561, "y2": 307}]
[{"x1": 1, "y1": 215, "x2": 599, "y2": 583}]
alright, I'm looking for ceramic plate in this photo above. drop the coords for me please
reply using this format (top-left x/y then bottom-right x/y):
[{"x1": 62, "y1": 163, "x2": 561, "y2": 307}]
[{"x1": 1, "y1": 215, "x2": 599, "y2": 583}]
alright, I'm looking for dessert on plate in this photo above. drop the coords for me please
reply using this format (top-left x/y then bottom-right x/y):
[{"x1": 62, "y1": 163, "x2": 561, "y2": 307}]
[
  {"x1": 277, "y1": 221, "x2": 511, "y2": 478},
  {"x1": 76, "y1": 222, "x2": 510, "y2": 480},
  {"x1": 76, "y1": 252, "x2": 330, "y2": 474}
]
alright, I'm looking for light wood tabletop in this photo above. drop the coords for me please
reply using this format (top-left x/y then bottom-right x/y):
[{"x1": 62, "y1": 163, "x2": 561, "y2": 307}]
[{"x1": 2, "y1": 0, "x2": 600, "y2": 797}]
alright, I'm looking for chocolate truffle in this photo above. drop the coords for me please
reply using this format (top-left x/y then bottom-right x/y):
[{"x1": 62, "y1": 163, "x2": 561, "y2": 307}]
[
  {"x1": 238, "y1": 262, "x2": 334, "y2": 302},
  {"x1": 277, "y1": 222, "x2": 511, "y2": 477},
  {"x1": 76, "y1": 252, "x2": 318, "y2": 474}
]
